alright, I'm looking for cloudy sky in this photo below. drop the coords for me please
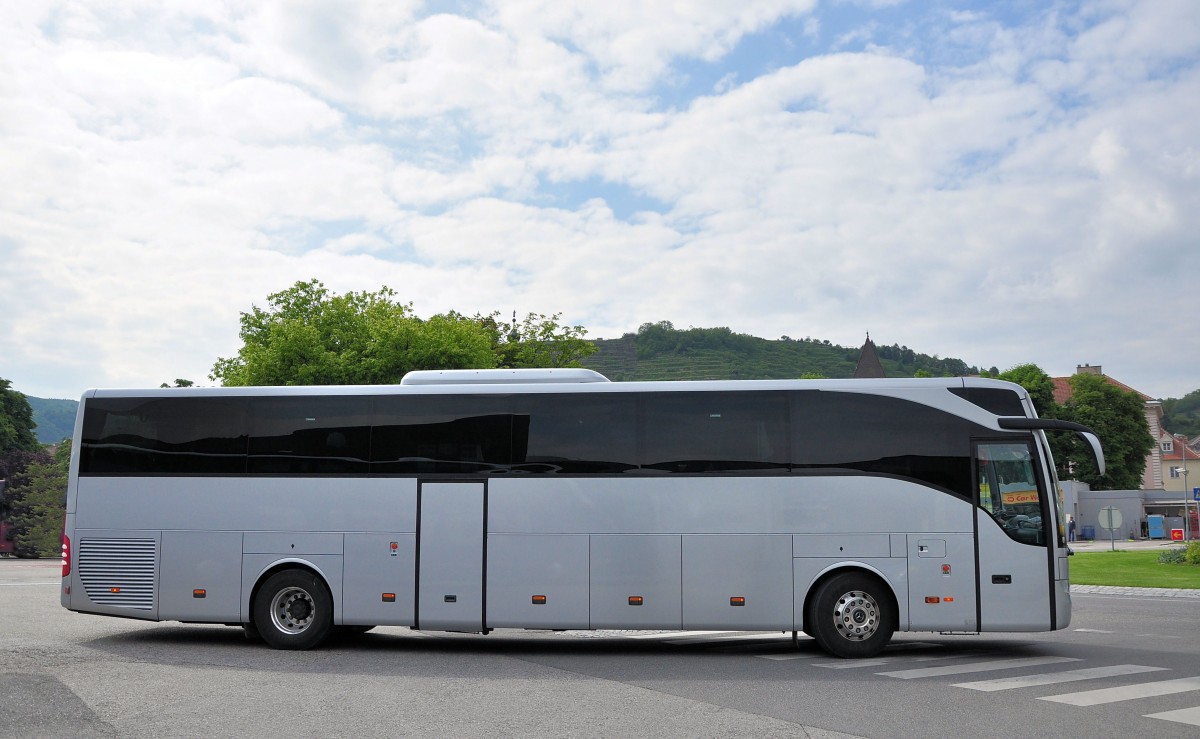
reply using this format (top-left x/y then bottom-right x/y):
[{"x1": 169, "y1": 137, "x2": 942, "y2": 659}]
[{"x1": 2, "y1": 0, "x2": 1198, "y2": 401}]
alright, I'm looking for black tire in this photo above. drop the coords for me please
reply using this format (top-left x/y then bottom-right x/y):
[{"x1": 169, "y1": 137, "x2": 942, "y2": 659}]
[
  {"x1": 252, "y1": 570, "x2": 333, "y2": 650},
  {"x1": 806, "y1": 572, "x2": 895, "y2": 659}
]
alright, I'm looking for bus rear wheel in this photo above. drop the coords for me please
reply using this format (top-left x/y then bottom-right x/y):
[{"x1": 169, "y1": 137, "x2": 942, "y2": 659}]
[
  {"x1": 807, "y1": 572, "x2": 895, "y2": 659},
  {"x1": 253, "y1": 570, "x2": 333, "y2": 650}
]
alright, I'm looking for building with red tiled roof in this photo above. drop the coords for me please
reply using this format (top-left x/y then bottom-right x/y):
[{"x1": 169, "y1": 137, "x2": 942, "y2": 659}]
[{"x1": 1052, "y1": 364, "x2": 1152, "y2": 404}]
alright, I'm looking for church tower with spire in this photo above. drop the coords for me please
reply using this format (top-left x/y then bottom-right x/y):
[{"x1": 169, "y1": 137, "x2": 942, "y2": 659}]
[{"x1": 853, "y1": 333, "x2": 885, "y2": 378}]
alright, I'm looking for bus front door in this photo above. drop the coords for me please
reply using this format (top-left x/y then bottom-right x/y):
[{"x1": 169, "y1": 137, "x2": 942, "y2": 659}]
[
  {"x1": 974, "y1": 441, "x2": 1053, "y2": 631},
  {"x1": 416, "y1": 481, "x2": 486, "y2": 631}
]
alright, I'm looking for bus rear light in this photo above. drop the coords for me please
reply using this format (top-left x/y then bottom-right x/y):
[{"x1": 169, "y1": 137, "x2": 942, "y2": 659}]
[
  {"x1": 628, "y1": 596, "x2": 644, "y2": 606},
  {"x1": 730, "y1": 597, "x2": 746, "y2": 606},
  {"x1": 61, "y1": 534, "x2": 71, "y2": 578},
  {"x1": 532, "y1": 595, "x2": 547, "y2": 605}
]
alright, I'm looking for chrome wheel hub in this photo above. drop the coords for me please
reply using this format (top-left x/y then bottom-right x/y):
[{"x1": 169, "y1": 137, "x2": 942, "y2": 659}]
[
  {"x1": 832, "y1": 590, "x2": 880, "y2": 642},
  {"x1": 270, "y1": 586, "x2": 315, "y2": 634}
]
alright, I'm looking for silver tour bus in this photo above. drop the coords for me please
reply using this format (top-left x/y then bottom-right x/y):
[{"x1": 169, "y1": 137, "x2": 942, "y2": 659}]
[{"x1": 60, "y1": 370, "x2": 1104, "y2": 658}]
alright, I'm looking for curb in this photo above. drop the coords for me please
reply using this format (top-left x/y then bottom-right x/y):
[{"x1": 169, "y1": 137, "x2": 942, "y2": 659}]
[{"x1": 1070, "y1": 584, "x2": 1200, "y2": 598}]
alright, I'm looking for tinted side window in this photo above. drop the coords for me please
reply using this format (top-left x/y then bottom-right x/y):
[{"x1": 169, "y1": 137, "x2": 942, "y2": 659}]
[
  {"x1": 247, "y1": 397, "x2": 371, "y2": 474},
  {"x1": 372, "y1": 395, "x2": 512, "y2": 474},
  {"x1": 643, "y1": 391, "x2": 789, "y2": 473},
  {"x1": 949, "y1": 387, "x2": 1026, "y2": 416},
  {"x1": 792, "y1": 391, "x2": 976, "y2": 497},
  {"x1": 511, "y1": 393, "x2": 638, "y2": 473},
  {"x1": 80, "y1": 397, "x2": 248, "y2": 475}
]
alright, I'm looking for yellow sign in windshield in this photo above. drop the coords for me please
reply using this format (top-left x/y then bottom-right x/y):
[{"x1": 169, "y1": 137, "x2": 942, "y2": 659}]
[{"x1": 1001, "y1": 489, "x2": 1039, "y2": 505}]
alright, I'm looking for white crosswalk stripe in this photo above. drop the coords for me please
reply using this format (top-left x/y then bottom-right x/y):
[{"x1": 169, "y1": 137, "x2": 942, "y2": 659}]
[
  {"x1": 813, "y1": 658, "x2": 893, "y2": 669},
  {"x1": 954, "y1": 664, "x2": 1167, "y2": 692},
  {"x1": 1039, "y1": 676, "x2": 1200, "y2": 706},
  {"x1": 877, "y1": 655, "x2": 1079, "y2": 679},
  {"x1": 1144, "y1": 706, "x2": 1200, "y2": 728},
  {"x1": 595, "y1": 630, "x2": 1200, "y2": 727}
]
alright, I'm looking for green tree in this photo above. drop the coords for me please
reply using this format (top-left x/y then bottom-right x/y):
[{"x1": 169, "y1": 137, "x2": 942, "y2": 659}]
[
  {"x1": 0, "y1": 378, "x2": 39, "y2": 453},
  {"x1": 210, "y1": 280, "x2": 498, "y2": 386},
  {"x1": 6, "y1": 441, "x2": 69, "y2": 557},
  {"x1": 997, "y1": 363, "x2": 1057, "y2": 417},
  {"x1": 1055, "y1": 373, "x2": 1154, "y2": 490},
  {"x1": 991, "y1": 364, "x2": 1154, "y2": 488},
  {"x1": 1162, "y1": 389, "x2": 1200, "y2": 438},
  {"x1": 477, "y1": 311, "x2": 597, "y2": 368}
]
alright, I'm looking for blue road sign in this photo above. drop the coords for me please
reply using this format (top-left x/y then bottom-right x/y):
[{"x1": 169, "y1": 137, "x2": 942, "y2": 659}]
[{"x1": 1194, "y1": 486, "x2": 1199, "y2": 502}]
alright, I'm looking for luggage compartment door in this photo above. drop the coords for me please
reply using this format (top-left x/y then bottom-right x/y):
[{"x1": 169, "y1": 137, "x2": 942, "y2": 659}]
[{"x1": 417, "y1": 482, "x2": 486, "y2": 631}]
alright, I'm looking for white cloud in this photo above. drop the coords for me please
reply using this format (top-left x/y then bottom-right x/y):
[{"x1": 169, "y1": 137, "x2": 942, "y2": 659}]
[
  {"x1": 1, "y1": 0, "x2": 1198, "y2": 400},
  {"x1": 486, "y1": 0, "x2": 819, "y2": 91}
]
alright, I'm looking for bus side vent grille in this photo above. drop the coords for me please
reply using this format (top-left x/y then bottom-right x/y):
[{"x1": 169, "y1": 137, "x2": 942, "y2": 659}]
[{"x1": 78, "y1": 538, "x2": 157, "y2": 611}]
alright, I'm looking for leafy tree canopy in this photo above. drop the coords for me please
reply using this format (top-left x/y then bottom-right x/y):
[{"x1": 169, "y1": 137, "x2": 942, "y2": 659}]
[
  {"x1": 469, "y1": 311, "x2": 596, "y2": 368},
  {"x1": 997, "y1": 363, "x2": 1056, "y2": 417},
  {"x1": 991, "y1": 364, "x2": 1152, "y2": 489},
  {"x1": 0, "y1": 378, "x2": 39, "y2": 454},
  {"x1": 211, "y1": 279, "x2": 596, "y2": 386},
  {"x1": 212, "y1": 280, "x2": 497, "y2": 386},
  {"x1": 1163, "y1": 389, "x2": 1200, "y2": 438},
  {"x1": 1054, "y1": 373, "x2": 1154, "y2": 490},
  {"x1": 3, "y1": 440, "x2": 70, "y2": 557}
]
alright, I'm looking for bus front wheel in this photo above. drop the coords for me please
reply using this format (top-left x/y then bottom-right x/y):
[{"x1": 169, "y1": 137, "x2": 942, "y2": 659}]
[
  {"x1": 253, "y1": 569, "x2": 333, "y2": 650},
  {"x1": 807, "y1": 572, "x2": 895, "y2": 659}
]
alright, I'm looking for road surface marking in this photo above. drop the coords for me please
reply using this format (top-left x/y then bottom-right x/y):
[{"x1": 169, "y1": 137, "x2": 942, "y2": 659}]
[
  {"x1": 954, "y1": 664, "x2": 1166, "y2": 691},
  {"x1": 1144, "y1": 706, "x2": 1200, "y2": 727},
  {"x1": 1040, "y1": 676, "x2": 1200, "y2": 706},
  {"x1": 878, "y1": 656, "x2": 1079, "y2": 679}
]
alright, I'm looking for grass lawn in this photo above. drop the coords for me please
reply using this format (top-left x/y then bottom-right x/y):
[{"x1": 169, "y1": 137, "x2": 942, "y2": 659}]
[{"x1": 1070, "y1": 550, "x2": 1200, "y2": 589}]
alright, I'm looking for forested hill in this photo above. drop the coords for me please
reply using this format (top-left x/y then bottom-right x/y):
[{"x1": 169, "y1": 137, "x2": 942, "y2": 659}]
[
  {"x1": 27, "y1": 396, "x2": 78, "y2": 445},
  {"x1": 581, "y1": 322, "x2": 982, "y2": 382}
]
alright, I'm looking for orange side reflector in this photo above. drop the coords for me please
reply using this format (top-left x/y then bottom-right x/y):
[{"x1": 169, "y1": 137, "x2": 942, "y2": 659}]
[
  {"x1": 110, "y1": 587, "x2": 121, "y2": 593},
  {"x1": 925, "y1": 596, "x2": 940, "y2": 604},
  {"x1": 944, "y1": 597, "x2": 955, "y2": 603},
  {"x1": 192, "y1": 589, "x2": 206, "y2": 599},
  {"x1": 382, "y1": 593, "x2": 396, "y2": 603},
  {"x1": 628, "y1": 596, "x2": 644, "y2": 606},
  {"x1": 730, "y1": 597, "x2": 746, "y2": 606},
  {"x1": 532, "y1": 595, "x2": 547, "y2": 605}
]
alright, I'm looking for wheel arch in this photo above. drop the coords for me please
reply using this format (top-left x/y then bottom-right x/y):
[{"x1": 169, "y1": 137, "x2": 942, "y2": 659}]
[
  {"x1": 245, "y1": 558, "x2": 336, "y2": 628},
  {"x1": 801, "y1": 562, "x2": 902, "y2": 634}
]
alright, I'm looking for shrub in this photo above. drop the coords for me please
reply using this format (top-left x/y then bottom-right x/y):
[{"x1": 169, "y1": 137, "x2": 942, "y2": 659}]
[
  {"x1": 1187, "y1": 542, "x2": 1200, "y2": 565},
  {"x1": 1159, "y1": 548, "x2": 1187, "y2": 565}
]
